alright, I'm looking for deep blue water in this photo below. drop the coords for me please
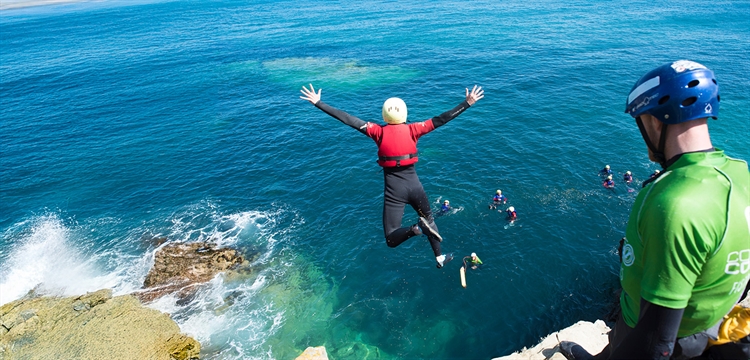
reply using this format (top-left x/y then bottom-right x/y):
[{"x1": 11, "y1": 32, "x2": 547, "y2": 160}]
[{"x1": 1, "y1": 0, "x2": 749, "y2": 358}]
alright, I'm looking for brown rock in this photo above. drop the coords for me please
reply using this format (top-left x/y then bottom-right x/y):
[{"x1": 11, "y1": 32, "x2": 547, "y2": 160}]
[
  {"x1": 135, "y1": 242, "x2": 247, "y2": 303},
  {"x1": 0, "y1": 289, "x2": 200, "y2": 360}
]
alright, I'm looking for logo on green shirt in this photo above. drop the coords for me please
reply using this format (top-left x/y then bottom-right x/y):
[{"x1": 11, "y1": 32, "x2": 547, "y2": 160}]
[
  {"x1": 622, "y1": 243, "x2": 635, "y2": 267},
  {"x1": 725, "y1": 250, "x2": 750, "y2": 275}
]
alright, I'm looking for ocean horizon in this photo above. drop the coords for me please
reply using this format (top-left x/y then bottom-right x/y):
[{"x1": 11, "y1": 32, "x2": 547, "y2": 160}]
[{"x1": 2, "y1": 0, "x2": 749, "y2": 358}]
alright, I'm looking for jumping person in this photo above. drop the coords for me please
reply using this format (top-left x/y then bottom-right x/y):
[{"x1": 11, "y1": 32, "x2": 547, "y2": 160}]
[
  {"x1": 299, "y1": 84, "x2": 484, "y2": 268},
  {"x1": 560, "y1": 61, "x2": 750, "y2": 359}
]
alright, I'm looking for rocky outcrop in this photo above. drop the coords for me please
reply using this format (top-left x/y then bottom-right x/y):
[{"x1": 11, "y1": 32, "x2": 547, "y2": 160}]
[
  {"x1": 0, "y1": 289, "x2": 199, "y2": 360},
  {"x1": 493, "y1": 320, "x2": 610, "y2": 360},
  {"x1": 144, "y1": 242, "x2": 246, "y2": 287},
  {"x1": 134, "y1": 242, "x2": 251, "y2": 303},
  {"x1": 0, "y1": 241, "x2": 258, "y2": 359}
]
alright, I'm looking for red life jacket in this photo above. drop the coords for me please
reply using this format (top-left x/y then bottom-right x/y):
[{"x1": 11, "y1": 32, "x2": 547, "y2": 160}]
[{"x1": 377, "y1": 124, "x2": 418, "y2": 167}]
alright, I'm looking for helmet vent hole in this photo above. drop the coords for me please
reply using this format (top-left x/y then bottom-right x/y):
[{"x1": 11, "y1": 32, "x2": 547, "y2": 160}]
[
  {"x1": 687, "y1": 80, "x2": 700, "y2": 88},
  {"x1": 712, "y1": 79, "x2": 717, "y2": 85},
  {"x1": 717, "y1": 95, "x2": 720, "y2": 102},
  {"x1": 658, "y1": 95, "x2": 670, "y2": 105},
  {"x1": 681, "y1": 97, "x2": 698, "y2": 107}
]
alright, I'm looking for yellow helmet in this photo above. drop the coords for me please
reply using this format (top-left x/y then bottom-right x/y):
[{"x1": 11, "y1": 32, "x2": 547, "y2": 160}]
[
  {"x1": 382, "y1": 97, "x2": 407, "y2": 124},
  {"x1": 508, "y1": 206, "x2": 515, "y2": 212},
  {"x1": 496, "y1": 190, "x2": 502, "y2": 194},
  {"x1": 444, "y1": 200, "x2": 450, "y2": 204}
]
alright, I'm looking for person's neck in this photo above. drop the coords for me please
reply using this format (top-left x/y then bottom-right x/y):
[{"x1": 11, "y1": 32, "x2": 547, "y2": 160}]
[{"x1": 663, "y1": 119, "x2": 713, "y2": 160}]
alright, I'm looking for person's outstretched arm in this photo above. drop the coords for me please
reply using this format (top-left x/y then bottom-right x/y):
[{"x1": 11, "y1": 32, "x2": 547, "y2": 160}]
[
  {"x1": 300, "y1": 84, "x2": 368, "y2": 135},
  {"x1": 432, "y1": 85, "x2": 484, "y2": 129}
]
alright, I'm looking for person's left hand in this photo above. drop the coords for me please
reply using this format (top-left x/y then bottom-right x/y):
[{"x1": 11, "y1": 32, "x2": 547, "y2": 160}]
[
  {"x1": 300, "y1": 84, "x2": 321, "y2": 105},
  {"x1": 466, "y1": 85, "x2": 484, "y2": 106}
]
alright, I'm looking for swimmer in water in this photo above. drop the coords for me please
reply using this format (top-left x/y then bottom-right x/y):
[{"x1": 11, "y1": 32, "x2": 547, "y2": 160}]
[
  {"x1": 603, "y1": 175, "x2": 615, "y2": 189},
  {"x1": 624, "y1": 171, "x2": 633, "y2": 184},
  {"x1": 489, "y1": 189, "x2": 507, "y2": 209}
]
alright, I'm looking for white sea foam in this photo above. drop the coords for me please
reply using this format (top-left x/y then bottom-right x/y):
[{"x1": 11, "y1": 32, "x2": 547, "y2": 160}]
[
  {"x1": 140, "y1": 203, "x2": 311, "y2": 359},
  {"x1": 1, "y1": 205, "x2": 313, "y2": 359},
  {"x1": 146, "y1": 267, "x2": 292, "y2": 359},
  {"x1": 164, "y1": 203, "x2": 285, "y2": 249},
  {"x1": 0, "y1": 215, "x2": 121, "y2": 305}
]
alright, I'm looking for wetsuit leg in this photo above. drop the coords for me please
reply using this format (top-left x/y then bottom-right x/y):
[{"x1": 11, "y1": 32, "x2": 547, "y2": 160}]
[
  {"x1": 383, "y1": 195, "x2": 410, "y2": 248},
  {"x1": 406, "y1": 173, "x2": 442, "y2": 257},
  {"x1": 592, "y1": 312, "x2": 632, "y2": 359},
  {"x1": 595, "y1": 301, "x2": 684, "y2": 359},
  {"x1": 383, "y1": 167, "x2": 420, "y2": 248}
]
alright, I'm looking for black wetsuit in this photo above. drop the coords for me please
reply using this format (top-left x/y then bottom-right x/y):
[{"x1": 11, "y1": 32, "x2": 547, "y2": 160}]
[
  {"x1": 314, "y1": 100, "x2": 469, "y2": 257},
  {"x1": 381, "y1": 165, "x2": 439, "y2": 254}
]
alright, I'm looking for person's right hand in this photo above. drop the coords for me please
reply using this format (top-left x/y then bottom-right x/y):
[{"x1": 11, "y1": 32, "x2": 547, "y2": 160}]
[
  {"x1": 466, "y1": 85, "x2": 484, "y2": 106},
  {"x1": 300, "y1": 84, "x2": 321, "y2": 105}
]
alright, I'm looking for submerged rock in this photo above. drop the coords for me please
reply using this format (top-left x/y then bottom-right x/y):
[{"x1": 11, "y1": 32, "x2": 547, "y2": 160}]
[
  {"x1": 0, "y1": 289, "x2": 199, "y2": 360},
  {"x1": 333, "y1": 341, "x2": 384, "y2": 359},
  {"x1": 148, "y1": 235, "x2": 170, "y2": 248},
  {"x1": 135, "y1": 242, "x2": 251, "y2": 303}
]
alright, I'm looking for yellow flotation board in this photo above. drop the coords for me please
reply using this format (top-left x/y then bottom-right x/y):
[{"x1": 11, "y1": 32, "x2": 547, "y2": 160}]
[{"x1": 460, "y1": 266, "x2": 467, "y2": 288}]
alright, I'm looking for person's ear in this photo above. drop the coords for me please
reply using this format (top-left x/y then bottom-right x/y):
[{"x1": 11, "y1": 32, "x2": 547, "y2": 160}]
[
  {"x1": 642, "y1": 114, "x2": 664, "y2": 138},
  {"x1": 651, "y1": 115, "x2": 664, "y2": 133}
]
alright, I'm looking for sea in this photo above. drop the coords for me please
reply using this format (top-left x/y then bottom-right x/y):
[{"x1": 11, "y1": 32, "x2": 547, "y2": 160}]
[{"x1": 1, "y1": 0, "x2": 749, "y2": 358}]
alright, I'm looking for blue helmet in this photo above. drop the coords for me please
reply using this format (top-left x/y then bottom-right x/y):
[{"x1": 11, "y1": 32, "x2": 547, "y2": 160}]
[{"x1": 625, "y1": 60, "x2": 719, "y2": 124}]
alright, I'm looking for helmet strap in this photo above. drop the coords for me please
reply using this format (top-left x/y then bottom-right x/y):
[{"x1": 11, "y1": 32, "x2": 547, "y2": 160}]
[
  {"x1": 635, "y1": 116, "x2": 668, "y2": 168},
  {"x1": 656, "y1": 124, "x2": 669, "y2": 168}
]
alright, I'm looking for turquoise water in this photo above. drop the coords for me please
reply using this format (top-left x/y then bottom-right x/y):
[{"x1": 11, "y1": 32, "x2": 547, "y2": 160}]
[{"x1": 1, "y1": 0, "x2": 749, "y2": 358}]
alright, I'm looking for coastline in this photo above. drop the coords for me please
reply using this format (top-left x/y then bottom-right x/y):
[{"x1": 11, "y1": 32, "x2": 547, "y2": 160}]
[
  {"x1": 0, "y1": 0, "x2": 91, "y2": 11},
  {"x1": 2, "y1": 0, "x2": 749, "y2": 357},
  {"x1": 0, "y1": 289, "x2": 200, "y2": 360}
]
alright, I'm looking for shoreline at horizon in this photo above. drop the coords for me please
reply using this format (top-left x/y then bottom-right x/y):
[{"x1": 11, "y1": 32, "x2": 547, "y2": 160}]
[{"x1": 1, "y1": 0, "x2": 91, "y2": 11}]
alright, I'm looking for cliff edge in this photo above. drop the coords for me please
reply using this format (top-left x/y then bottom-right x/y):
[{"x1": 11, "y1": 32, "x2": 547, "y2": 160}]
[
  {"x1": 0, "y1": 289, "x2": 199, "y2": 360},
  {"x1": 493, "y1": 320, "x2": 609, "y2": 360},
  {"x1": 497, "y1": 296, "x2": 750, "y2": 359}
]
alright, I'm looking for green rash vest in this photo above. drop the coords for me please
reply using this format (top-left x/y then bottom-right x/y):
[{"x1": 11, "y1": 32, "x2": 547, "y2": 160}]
[{"x1": 619, "y1": 149, "x2": 750, "y2": 338}]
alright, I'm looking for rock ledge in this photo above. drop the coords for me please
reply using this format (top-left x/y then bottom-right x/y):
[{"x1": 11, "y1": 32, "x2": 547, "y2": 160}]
[
  {"x1": 493, "y1": 320, "x2": 610, "y2": 360},
  {"x1": 0, "y1": 289, "x2": 200, "y2": 360}
]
